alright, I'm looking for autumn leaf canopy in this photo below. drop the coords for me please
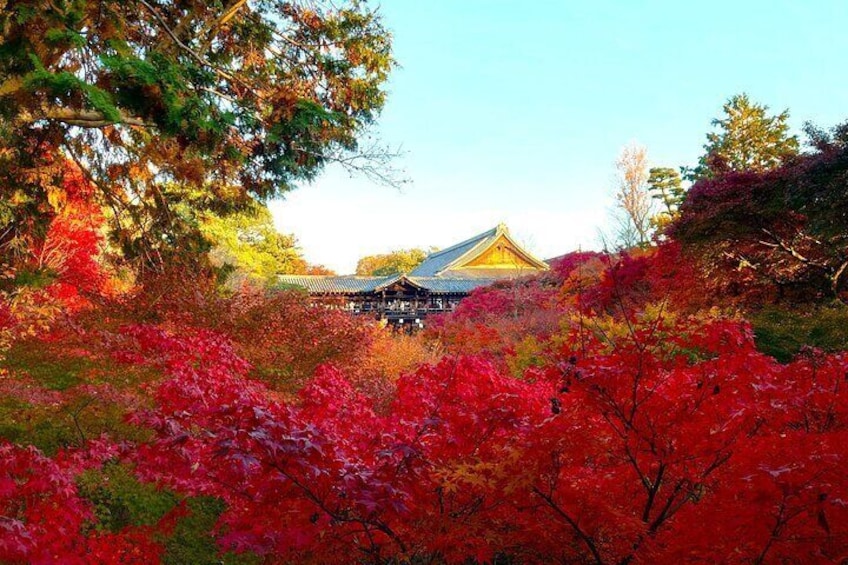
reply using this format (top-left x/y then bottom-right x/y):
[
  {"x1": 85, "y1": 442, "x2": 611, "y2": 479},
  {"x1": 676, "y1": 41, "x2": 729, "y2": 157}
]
[{"x1": 0, "y1": 0, "x2": 393, "y2": 262}]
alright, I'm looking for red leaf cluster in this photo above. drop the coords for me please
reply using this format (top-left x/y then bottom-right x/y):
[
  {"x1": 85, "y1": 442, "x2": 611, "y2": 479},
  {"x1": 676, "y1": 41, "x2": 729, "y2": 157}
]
[
  {"x1": 1, "y1": 231, "x2": 846, "y2": 563},
  {"x1": 108, "y1": 314, "x2": 848, "y2": 563}
]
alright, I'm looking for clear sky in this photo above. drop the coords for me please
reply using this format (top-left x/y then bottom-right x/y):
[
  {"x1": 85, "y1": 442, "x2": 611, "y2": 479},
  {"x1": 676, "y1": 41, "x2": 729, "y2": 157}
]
[{"x1": 269, "y1": 1, "x2": 848, "y2": 274}]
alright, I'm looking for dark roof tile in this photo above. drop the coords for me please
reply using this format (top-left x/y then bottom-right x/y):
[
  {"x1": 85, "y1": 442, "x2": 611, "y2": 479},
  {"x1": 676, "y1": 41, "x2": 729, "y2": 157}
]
[
  {"x1": 278, "y1": 275, "x2": 498, "y2": 295},
  {"x1": 278, "y1": 275, "x2": 399, "y2": 294}
]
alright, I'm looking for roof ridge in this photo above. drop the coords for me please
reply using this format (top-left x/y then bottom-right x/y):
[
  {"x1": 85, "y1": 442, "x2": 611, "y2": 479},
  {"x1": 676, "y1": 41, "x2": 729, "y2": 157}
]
[
  {"x1": 279, "y1": 274, "x2": 397, "y2": 281},
  {"x1": 432, "y1": 223, "x2": 520, "y2": 276},
  {"x1": 422, "y1": 225, "x2": 499, "y2": 260},
  {"x1": 495, "y1": 230, "x2": 550, "y2": 271}
]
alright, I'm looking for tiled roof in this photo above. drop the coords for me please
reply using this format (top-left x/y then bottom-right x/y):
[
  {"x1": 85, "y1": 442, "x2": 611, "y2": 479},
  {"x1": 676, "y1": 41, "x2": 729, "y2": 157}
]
[
  {"x1": 278, "y1": 275, "x2": 400, "y2": 294},
  {"x1": 280, "y1": 224, "x2": 549, "y2": 296},
  {"x1": 409, "y1": 223, "x2": 549, "y2": 277},
  {"x1": 409, "y1": 277, "x2": 498, "y2": 294},
  {"x1": 278, "y1": 275, "x2": 498, "y2": 295},
  {"x1": 408, "y1": 226, "x2": 500, "y2": 277},
  {"x1": 441, "y1": 268, "x2": 534, "y2": 279}
]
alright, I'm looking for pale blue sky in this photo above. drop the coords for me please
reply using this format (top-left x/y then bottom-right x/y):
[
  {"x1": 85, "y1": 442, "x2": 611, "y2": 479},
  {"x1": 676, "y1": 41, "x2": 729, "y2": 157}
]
[{"x1": 270, "y1": 1, "x2": 848, "y2": 274}]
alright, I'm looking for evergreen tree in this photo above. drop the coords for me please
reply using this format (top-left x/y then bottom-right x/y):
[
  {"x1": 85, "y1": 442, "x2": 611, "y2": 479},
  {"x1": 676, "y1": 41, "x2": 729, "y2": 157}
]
[
  {"x1": 0, "y1": 1, "x2": 395, "y2": 268},
  {"x1": 687, "y1": 93, "x2": 799, "y2": 180},
  {"x1": 647, "y1": 167, "x2": 685, "y2": 230}
]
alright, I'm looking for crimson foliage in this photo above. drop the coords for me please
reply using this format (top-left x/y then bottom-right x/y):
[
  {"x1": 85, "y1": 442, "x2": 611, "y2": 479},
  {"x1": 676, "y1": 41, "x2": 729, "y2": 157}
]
[
  {"x1": 99, "y1": 315, "x2": 848, "y2": 563},
  {"x1": 1, "y1": 212, "x2": 847, "y2": 563},
  {"x1": 1, "y1": 319, "x2": 847, "y2": 563},
  {"x1": 671, "y1": 140, "x2": 848, "y2": 304}
]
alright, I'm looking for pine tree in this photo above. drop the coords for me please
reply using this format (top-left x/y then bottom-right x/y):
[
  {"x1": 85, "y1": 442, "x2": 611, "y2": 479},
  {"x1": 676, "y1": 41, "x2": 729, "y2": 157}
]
[
  {"x1": 647, "y1": 167, "x2": 685, "y2": 230},
  {"x1": 687, "y1": 93, "x2": 799, "y2": 180}
]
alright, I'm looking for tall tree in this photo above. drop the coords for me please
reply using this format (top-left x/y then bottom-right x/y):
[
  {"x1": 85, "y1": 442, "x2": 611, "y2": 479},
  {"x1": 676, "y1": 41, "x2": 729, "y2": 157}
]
[
  {"x1": 0, "y1": 0, "x2": 395, "y2": 267},
  {"x1": 687, "y1": 93, "x2": 799, "y2": 180},
  {"x1": 612, "y1": 143, "x2": 653, "y2": 248},
  {"x1": 672, "y1": 120, "x2": 848, "y2": 305},
  {"x1": 356, "y1": 248, "x2": 431, "y2": 276},
  {"x1": 199, "y1": 200, "x2": 310, "y2": 284},
  {"x1": 647, "y1": 166, "x2": 685, "y2": 230}
]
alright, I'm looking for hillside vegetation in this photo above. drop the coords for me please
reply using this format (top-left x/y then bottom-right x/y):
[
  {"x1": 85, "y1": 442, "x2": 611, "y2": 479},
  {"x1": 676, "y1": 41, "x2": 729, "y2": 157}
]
[
  {"x1": 1, "y1": 1, "x2": 847, "y2": 560},
  {"x1": 1, "y1": 133, "x2": 847, "y2": 562}
]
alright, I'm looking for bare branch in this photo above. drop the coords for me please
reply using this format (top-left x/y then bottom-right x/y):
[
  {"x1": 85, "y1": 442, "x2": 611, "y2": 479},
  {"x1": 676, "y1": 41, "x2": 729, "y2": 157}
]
[
  {"x1": 298, "y1": 139, "x2": 409, "y2": 188},
  {"x1": 613, "y1": 143, "x2": 654, "y2": 247},
  {"x1": 17, "y1": 106, "x2": 150, "y2": 128},
  {"x1": 0, "y1": 76, "x2": 24, "y2": 97},
  {"x1": 760, "y1": 229, "x2": 829, "y2": 270}
]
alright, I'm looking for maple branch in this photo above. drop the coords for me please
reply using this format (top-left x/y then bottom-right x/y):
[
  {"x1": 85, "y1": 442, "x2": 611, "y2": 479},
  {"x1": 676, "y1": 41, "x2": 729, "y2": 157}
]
[
  {"x1": 623, "y1": 443, "x2": 649, "y2": 492},
  {"x1": 533, "y1": 486, "x2": 605, "y2": 565},
  {"x1": 641, "y1": 294, "x2": 671, "y2": 357},
  {"x1": 832, "y1": 260, "x2": 847, "y2": 301},
  {"x1": 68, "y1": 397, "x2": 94, "y2": 445},
  {"x1": 449, "y1": 495, "x2": 485, "y2": 520},
  {"x1": 701, "y1": 450, "x2": 732, "y2": 479},
  {"x1": 642, "y1": 463, "x2": 665, "y2": 523},
  {"x1": 647, "y1": 449, "x2": 733, "y2": 536},
  {"x1": 62, "y1": 141, "x2": 132, "y2": 252},
  {"x1": 608, "y1": 265, "x2": 641, "y2": 351},
  {"x1": 204, "y1": 471, "x2": 256, "y2": 503},
  {"x1": 759, "y1": 228, "x2": 830, "y2": 270},
  {"x1": 722, "y1": 251, "x2": 759, "y2": 271},
  {"x1": 647, "y1": 478, "x2": 687, "y2": 534},
  {"x1": 267, "y1": 460, "x2": 409, "y2": 555},
  {"x1": 753, "y1": 501, "x2": 786, "y2": 565}
]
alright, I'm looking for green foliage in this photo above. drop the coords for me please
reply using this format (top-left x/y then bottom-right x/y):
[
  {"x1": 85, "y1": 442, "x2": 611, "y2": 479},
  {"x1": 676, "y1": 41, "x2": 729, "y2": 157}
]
[
  {"x1": 0, "y1": 400, "x2": 79, "y2": 455},
  {"x1": 0, "y1": 396, "x2": 33, "y2": 444},
  {"x1": 356, "y1": 247, "x2": 431, "y2": 276},
  {"x1": 751, "y1": 303, "x2": 848, "y2": 362},
  {"x1": 43, "y1": 28, "x2": 86, "y2": 48},
  {"x1": 13, "y1": 4, "x2": 37, "y2": 24},
  {"x1": 3, "y1": 344, "x2": 90, "y2": 390},
  {"x1": 199, "y1": 200, "x2": 308, "y2": 284},
  {"x1": 77, "y1": 466, "x2": 260, "y2": 563},
  {"x1": 77, "y1": 463, "x2": 178, "y2": 532},
  {"x1": 0, "y1": 0, "x2": 395, "y2": 270},
  {"x1": 23, "y1": 61, "x2": 121, "y2": 122},
  {"x1": 0, "y1": 393, "x2": 151, "y2": 455},
  {"x1": 12, "y1": 268, "x2": 57, "y2": 289},
  {"x1": 647, "y1": 167, "x2": 685, "y2": 229},
  {"x1": 687, "y1": 93, "x2": 799, "y2": 180},
  {"x1": 164, "y1": 497, "x2": 261, "y2": 565},
  {"x1": 506, "y1": 335, "x2": 547, "y2": 379},
  {"x1": 0, "y1": 339, "x2": 157, "y2": 454}
]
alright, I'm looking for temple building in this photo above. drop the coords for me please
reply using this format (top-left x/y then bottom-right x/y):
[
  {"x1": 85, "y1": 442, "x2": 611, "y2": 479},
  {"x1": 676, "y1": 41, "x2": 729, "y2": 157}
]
[{"x1": 279, "y1": 223, "x2": 548, "y2": 327}]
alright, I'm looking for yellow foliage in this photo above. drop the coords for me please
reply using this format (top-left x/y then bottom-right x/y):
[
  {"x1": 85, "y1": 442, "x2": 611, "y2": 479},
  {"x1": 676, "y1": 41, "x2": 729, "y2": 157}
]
[
  {"x1": 360, "y1": 330, "x2": 443, "y2": 383},
  {"x1": 436, "y1": 449, "x2": 531, "y2": 497},
  {"x1": 0, "y1": 264, "x2": 68, "y2": 358},
  {"x1": 506, "y1": 335, "x2": 546, "y2": 379},
  {"x1": 46, "y1": 184, "x2": 67, "y2": 212}
]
